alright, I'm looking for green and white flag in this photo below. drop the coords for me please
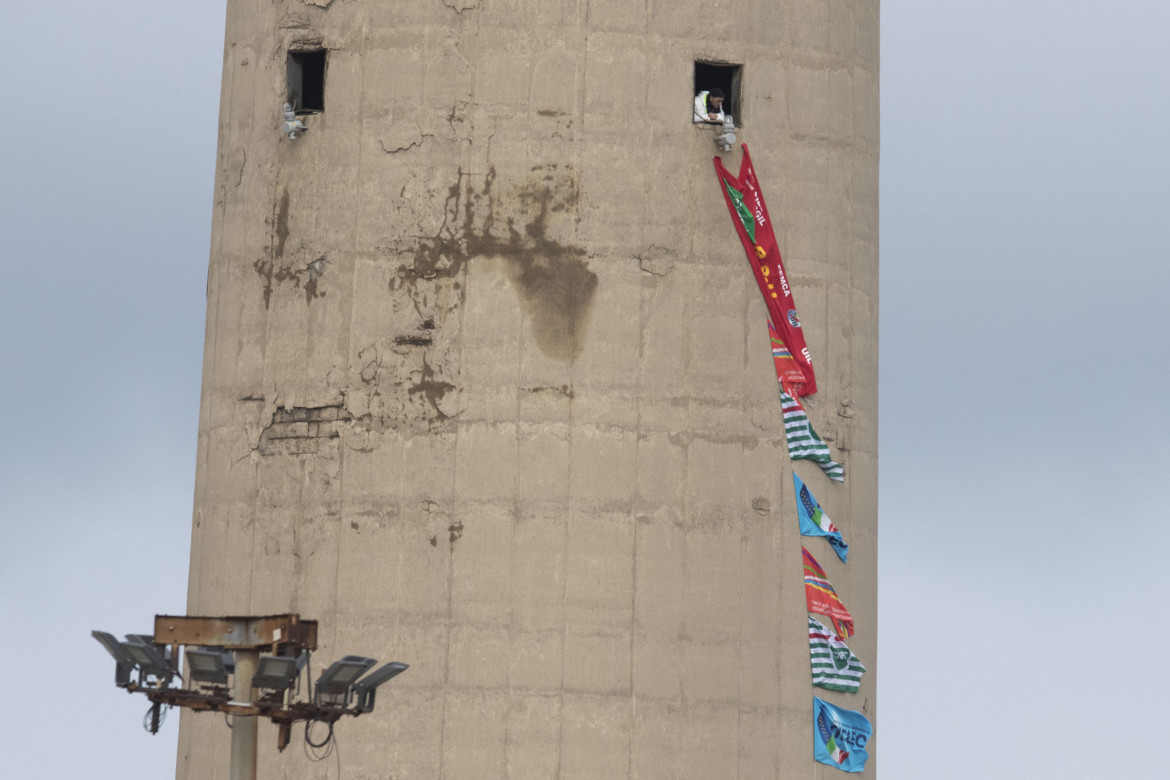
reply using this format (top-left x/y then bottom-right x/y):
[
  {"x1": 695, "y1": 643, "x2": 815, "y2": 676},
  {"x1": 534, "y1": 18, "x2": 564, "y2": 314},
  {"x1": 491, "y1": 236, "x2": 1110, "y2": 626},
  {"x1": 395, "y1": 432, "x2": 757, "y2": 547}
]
[
  {"x1": 809, "y1": 616, "x2": 865, "y2": 693},
  {"x1": 780, "y1": 391, "x2": 844, "y2": 482}
]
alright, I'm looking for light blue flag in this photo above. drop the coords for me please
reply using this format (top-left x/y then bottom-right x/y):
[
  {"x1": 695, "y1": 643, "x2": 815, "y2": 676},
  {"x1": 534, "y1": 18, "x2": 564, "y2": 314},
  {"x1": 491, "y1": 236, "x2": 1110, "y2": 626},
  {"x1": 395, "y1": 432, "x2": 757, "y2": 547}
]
[
  {"x1": 794, "y1": 473, "x2": 848, "y2": 563},
  {"x1": 813, "y1": 697, "x2": 872, "y2": 773}
]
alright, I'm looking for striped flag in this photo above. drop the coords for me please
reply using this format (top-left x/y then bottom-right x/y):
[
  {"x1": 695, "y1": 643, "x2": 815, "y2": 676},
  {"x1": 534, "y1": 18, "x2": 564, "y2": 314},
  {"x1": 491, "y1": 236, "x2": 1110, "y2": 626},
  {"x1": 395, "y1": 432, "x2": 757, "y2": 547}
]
[
  {"x1": 793, "y1": 472, "x2": 848, "y2": 562},
  {"x1": 808, "y1": 616, "x2": 865, "y2": 693},
  {"x1": 803, "y1": 547, "x2": 854, "y2": 638},
  {"x1": 780, "y1": 390, "x2": 844, "y2": 482}
]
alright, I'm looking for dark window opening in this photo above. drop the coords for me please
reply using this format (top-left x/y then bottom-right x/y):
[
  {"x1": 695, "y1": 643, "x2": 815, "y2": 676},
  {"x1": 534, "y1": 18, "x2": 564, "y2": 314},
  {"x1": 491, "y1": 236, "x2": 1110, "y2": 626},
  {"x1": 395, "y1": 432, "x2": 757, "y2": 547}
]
[
  {"x1": 694, "y1": 61, "x2": 743, "y2": 124},
  {"x1": 288, "y1": 49, "x2": 327, "y2": 114}
]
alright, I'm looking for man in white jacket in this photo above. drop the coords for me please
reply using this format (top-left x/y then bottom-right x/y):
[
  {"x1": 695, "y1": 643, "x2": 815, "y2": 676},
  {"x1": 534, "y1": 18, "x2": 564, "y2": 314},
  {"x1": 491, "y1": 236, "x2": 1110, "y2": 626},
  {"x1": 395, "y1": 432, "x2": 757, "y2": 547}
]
[{"x1": 693, "y1": 87, "x2": 726, "y2": 123}]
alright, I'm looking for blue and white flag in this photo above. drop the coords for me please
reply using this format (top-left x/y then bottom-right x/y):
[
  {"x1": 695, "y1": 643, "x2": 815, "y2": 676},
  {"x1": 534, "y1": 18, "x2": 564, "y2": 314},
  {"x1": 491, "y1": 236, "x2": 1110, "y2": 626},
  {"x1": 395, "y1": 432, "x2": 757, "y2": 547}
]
[
  {"x1": 813, "y1": 697, "x2": 872, "y2": 773},
  {"x1": 794, "y1": 472, "x2": 848, "y2": 562}
]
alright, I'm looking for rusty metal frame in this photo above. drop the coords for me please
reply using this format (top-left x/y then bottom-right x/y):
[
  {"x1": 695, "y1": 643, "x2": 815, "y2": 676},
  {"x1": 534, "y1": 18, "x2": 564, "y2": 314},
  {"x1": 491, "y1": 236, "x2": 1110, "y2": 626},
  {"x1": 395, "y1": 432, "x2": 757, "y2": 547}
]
[
  {"x1": 128, "y1": 683, "x2": 360, "y2": 751},
  {"x1": 152, "y1": 614, "x2": 317, "y2": 652},
  {"x1": 103, "y1": 614, "x2": 398, "y2": 752},
  {"x1": 128, "y1": 684, "x2": 352, "y2": 719}
]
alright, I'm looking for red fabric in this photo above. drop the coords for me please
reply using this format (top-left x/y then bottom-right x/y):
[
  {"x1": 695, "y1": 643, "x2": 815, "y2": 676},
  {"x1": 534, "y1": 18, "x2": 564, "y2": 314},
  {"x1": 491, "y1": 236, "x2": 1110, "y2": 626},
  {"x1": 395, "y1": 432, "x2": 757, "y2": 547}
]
[
  {"x1": 803, "y1": 547, "x2": 855, "y2": 639},
  {"x1": 714, "y1": 145, "x2": 817, "y2": 396}
]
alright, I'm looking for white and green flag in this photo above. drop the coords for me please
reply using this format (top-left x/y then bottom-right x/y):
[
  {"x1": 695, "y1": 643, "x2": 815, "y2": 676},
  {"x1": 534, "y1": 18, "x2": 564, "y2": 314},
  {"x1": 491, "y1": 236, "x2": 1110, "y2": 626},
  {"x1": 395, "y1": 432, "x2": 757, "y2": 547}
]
[
  {"x1": 809, "y1": 616, "x2": 865, "y2": 693},
  {"x1": 780, "y1": 391, "x2": 844, "y2": 482}
]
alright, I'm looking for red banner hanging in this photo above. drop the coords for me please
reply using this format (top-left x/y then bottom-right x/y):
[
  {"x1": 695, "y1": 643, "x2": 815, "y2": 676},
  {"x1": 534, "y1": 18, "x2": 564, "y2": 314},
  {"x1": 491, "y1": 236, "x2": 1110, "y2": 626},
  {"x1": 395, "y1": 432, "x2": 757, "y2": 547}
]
[
  {"x1": 714, "y1": 145, "x2": 817, "y2": 397},
  {"x1": 803, "y1": 547, "x2": 854, "y2": 638}
]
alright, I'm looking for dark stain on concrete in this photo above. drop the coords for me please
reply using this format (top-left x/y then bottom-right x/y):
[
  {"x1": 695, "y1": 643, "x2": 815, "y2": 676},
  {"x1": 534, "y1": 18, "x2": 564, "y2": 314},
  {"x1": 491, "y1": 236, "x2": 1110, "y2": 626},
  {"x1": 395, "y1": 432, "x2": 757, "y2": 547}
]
[
  {"x1": 255, "y1": 259, "x2": 273, "y2": 308},
  {"x1": 253, "y1": 258, "x2": 303, "y2": 310},
  {"x1": 303, "y1": 276, "x2": 320, "y2": 305},
  {"x1": 303, "y1": 256, "x2": 328, "y2": 305},
  {"x1": 392, "y1": 165, "x2": 598, "y2": 363},
  {"x1": 408, "y1": 354, "x2": 456, "y2": 420},
  {"x1": 274, "y1": 189, "x2": 290, "y2": 258},
  {"x1": 253, "y1": 254, "x2": 327, "y2": 309},
  {"x1": 501, "y1": 180, "x2": 596, "y2": 362},
  {"x1": 666, "y1": 431, "x2": 760, "y2": 449},
  {"x1": 523, "y1": 384, "x2": 575, "y2": 399},
  {"x1": 255, "y1": 190, "x2": 332, "y2": 308},
  {"x1": 448, "y1": 520, "x2": 464, "y2": 546},
  {"x1": 395, "y1": 335, "x2": 434, "y2": 347}
]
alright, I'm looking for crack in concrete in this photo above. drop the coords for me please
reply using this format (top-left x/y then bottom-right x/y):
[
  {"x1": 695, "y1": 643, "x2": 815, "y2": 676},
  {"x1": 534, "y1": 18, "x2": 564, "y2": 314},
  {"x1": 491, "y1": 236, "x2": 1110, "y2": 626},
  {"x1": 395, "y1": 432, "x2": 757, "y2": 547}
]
[
  {"x1": 379, "y1": 134, "x2": 433, "y2": 154},
  {"x1": 442, "y1": 0, "x2": 480, "y2": 14},
  {"x1": 636, "y1": 245, "x2": 675, "y2": 277}
]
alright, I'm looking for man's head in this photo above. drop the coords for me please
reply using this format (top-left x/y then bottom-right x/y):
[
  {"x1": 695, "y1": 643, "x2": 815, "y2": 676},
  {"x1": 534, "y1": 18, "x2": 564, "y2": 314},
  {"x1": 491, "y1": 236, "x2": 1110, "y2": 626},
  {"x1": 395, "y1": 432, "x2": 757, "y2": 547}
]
[{"x1": 709, "y1": 87, "x2": 725, "y2": 109}]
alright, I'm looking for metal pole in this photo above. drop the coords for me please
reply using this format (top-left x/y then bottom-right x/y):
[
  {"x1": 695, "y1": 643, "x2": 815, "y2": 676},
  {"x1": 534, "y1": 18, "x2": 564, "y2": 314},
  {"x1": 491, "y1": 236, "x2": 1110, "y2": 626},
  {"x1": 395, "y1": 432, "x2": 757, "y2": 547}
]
[{"x1": 229, "y1": 650, "x2": 259, "y2": 780}]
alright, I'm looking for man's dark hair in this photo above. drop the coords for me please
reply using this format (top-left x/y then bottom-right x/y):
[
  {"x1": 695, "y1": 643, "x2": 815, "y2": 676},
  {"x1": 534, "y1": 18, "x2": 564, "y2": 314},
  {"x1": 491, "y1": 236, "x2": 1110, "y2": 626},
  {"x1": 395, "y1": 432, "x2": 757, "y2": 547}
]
[{"x1": 709, "y1": 87, "x2": 725, "y2": 99}]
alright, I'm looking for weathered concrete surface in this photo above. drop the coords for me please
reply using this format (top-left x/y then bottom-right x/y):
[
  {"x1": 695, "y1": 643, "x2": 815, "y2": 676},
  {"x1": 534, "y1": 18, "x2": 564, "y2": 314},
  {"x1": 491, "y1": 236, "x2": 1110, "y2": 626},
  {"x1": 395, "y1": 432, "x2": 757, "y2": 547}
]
[{"x1": 180, "y1": 1, "x2": 878, "y2": 777}]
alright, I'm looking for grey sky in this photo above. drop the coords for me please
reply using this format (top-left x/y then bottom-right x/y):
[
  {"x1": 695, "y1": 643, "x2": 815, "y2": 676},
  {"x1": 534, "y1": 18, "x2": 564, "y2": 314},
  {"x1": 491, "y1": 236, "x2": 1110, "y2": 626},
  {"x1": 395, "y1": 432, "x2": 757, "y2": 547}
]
[
  {"x1": 882, "y1": 2, "x2": 1170, "y2": 777},
  {"x1": 2, "y1": 2, "x2": 1167, "y2": 777},
  {"x1": 0, "y1": 2, "x2": 221, "y2": 775}
]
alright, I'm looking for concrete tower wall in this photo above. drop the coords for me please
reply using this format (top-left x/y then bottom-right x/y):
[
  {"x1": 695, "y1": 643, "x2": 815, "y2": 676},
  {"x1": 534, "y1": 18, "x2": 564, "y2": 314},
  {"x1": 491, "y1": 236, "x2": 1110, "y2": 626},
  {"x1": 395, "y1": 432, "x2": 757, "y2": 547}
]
[{"x1": 180, "y1": 1, "x2": 877, "y2": 777}]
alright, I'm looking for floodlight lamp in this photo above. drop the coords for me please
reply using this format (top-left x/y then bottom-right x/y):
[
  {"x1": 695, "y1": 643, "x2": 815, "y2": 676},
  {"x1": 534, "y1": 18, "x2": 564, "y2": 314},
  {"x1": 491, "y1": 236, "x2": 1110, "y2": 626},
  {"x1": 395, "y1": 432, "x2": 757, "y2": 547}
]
[
  {"x1": 315, "y1": 655, "x2": 376, "y2": 704},
  {"x1": 121, "y1": 640, "x2": 175, "y2": 685},
  {"x1": 185, "y1": 648, "x2": 230, "y2": 686},
  {"x1": 251, "y1": 654, "x2": 302, "y2": 693},
  {"x1": 352, "y1": 661, "x2": 409, "y2": 713},
  {"x1": 92, "y1": 630, "x2": 136, "y2": 687},
  {"x1": 217, "y1": 649, "x2": 236, "y2": 676},
  {"x1": 126, "y1": 634, "x2": 177, "y2": 665}
]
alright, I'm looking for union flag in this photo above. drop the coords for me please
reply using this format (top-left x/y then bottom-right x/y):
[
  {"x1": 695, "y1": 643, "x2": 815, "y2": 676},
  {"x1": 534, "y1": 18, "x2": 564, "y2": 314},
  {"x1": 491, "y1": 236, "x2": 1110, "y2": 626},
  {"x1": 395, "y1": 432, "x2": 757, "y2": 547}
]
[{"x1": 803, "y1": 547, "x2": 854, "y2": 638}]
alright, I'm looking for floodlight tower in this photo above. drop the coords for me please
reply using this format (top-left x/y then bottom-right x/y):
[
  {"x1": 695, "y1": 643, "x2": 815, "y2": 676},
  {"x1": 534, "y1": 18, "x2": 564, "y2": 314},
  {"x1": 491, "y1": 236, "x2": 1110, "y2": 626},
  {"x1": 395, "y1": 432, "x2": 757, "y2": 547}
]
[
  {"x1": 184, "y1": 1, "x2": 878, "y2": 778},
  {"x1": 93, "y1": 615, "x2": 408, "y2": 780}
]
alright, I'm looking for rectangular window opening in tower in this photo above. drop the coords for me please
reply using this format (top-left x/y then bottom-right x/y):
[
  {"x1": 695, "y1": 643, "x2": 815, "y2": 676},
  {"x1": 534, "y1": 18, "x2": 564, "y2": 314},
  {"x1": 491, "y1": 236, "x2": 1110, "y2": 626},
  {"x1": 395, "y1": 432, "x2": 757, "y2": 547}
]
[
  {"x1": 693, "y1": 61, "x2": 743, "y2": 126},
  {"x1": 287, "y1": 49, "x2": 327, "y2": 115}
]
